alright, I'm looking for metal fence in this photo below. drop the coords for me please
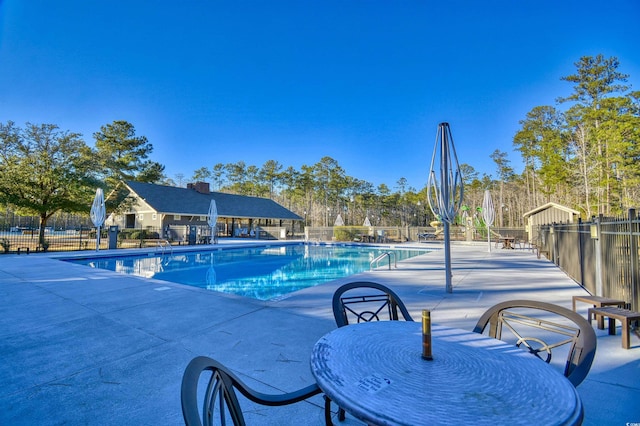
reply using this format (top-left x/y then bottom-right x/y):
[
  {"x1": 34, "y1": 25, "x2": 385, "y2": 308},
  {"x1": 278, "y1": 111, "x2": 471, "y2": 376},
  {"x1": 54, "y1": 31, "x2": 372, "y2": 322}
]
[
  {"x1": 0, "y1": 226, "x2": 104, "y2": 253},
  {"x1": 0, "y1": 219, "x2": 529, "y2": 254},
  {"x1": 303, "y1": 225, "x2": 527, "y2": 244},
  {"x1": 537, "y1": 209, "x2": 640, "y2": 311},
  {"x1": 0, "y1": 223, "x2": 292, "y2": 254}
]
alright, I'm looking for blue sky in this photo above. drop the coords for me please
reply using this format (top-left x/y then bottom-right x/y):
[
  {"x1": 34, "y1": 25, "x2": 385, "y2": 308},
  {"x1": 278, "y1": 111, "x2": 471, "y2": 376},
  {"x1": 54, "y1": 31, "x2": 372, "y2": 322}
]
[{"x1": 1, "y1": 1, "x2": 639, "y2": 191}]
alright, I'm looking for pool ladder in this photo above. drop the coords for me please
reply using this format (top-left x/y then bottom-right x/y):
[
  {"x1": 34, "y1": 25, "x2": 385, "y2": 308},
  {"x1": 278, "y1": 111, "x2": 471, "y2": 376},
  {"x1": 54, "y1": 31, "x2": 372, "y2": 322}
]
[
  {"x1": 156, "y1": 240, "x2": 173, "y2": 256},
  {"x1": 370, "y1": 251, "x2": 397, "y2": 270}
]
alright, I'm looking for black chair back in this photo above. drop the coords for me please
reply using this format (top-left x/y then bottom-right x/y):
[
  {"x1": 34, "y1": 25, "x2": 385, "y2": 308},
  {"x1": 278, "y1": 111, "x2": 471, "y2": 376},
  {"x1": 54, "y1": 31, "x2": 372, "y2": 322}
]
[
  {"x1": 181, "y1": 356, "x2": 321, "y2": 426},
  {"x1": 332, "y1": 281, "x2": 414, "y2": 327}
]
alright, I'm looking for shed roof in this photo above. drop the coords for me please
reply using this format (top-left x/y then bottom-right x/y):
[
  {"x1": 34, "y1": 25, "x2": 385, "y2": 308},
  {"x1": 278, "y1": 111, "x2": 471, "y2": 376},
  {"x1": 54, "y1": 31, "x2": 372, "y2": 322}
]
[
  {"x1": 523, "y1": 202, "x2": 580, "y2": 219},
  {"x1": 123, "y1": 181, "x2": 302, "y2": 221}
]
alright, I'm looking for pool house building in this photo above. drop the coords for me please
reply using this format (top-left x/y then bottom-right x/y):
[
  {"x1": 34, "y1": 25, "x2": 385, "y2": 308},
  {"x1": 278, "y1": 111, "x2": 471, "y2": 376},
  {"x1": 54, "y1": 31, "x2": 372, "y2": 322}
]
[{"x1": 106, "y1": 181, "x2": 302, "y2": 242}]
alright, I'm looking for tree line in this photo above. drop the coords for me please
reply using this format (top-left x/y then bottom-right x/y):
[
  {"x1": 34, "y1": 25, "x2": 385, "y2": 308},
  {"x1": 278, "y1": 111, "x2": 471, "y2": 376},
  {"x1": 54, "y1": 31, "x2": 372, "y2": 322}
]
[
  {"x1": 173, "y1": 55, "x2": 640, "y2": 228},
  {"x1": 1, "y1": 54, "x2": 638, "y2": 245}
]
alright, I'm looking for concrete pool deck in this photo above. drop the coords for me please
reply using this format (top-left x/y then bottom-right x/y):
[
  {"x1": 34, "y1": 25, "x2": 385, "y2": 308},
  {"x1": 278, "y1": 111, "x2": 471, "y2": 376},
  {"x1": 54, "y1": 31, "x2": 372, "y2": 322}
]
[{"x1": 0, "y1": 241, "x2": 638, "y2": 425}]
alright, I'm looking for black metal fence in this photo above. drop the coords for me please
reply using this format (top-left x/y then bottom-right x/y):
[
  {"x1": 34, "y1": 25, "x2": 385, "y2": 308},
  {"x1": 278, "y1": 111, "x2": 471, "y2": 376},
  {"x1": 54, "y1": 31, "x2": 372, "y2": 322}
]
[
  {"x1": 305, "y1": 225, "x2": 527, "y2": 243},
  {"x1": 0, "y1": 223, "x2": 289, "y2": 254},
  {"x1": 537, "y1": 209, "x2": 640, "y2": 311},
  {"x1": 0, "y1": 220, "x2": 530, "y2": 254},
  {"x1": 0, "y1": 226, "x2": 104, "y2": 254}
]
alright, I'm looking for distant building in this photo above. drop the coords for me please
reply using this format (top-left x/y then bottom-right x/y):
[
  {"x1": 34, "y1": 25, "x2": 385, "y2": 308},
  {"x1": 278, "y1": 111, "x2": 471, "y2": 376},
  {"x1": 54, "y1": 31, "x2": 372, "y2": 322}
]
[
  {"x1": 523, "y1": 202, "x2": 579, "y2": 242},
  {"x1": 106, "y1": 181, "x2": 302, "y2": 241}
]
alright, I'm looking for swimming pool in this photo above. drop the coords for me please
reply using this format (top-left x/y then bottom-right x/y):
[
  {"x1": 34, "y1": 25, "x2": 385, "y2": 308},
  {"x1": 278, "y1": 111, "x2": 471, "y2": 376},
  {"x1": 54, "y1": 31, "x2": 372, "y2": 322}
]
[{"x1": 67, "y1": 244, "x2": 430, "y2": 300}]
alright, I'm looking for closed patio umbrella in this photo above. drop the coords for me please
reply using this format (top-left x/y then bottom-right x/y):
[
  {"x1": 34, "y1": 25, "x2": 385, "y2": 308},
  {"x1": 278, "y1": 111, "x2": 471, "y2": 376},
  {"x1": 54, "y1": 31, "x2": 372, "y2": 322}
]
[
  {"x1": 207, "y1": 199, "x2": 218, "y2": 244},
  {"x1": 427, "y1": 123, "x2": 464, "y2": 293},
  {"x1": 90, "y1": 188, "x2": 105, "y2": 251},
  {"x1": 363, "y1": 216, "x2": 371, "y2": 227},
  {"x1": 334, "y1": 214, "x2": 344, "y2": 226},
  {"x1": 482, "y1": 190, "x2": 495, "y2": 252}
]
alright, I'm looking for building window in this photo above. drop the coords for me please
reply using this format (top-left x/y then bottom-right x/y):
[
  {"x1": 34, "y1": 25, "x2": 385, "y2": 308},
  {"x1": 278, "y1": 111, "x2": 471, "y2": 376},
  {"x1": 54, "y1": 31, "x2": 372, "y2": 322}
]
[
  {"x1": 200, "y1": 216, "x2": 207, "y2": 221},
  {"x1": 138, "y1": 213, "x2": 144, "y2": 220},
  {"x1": 152, "y1": 213, "x2": 157, "y2": 220},
  {"x1": 174, "y1": 215, "x2": 181, "y2": 221}
]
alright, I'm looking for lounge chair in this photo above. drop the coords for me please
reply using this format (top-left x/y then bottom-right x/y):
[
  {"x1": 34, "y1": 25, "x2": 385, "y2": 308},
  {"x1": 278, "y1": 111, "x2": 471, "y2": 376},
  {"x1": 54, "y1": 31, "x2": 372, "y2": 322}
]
[{"x1": 417, "y1": 232, "x2": 437, "y2": 242}]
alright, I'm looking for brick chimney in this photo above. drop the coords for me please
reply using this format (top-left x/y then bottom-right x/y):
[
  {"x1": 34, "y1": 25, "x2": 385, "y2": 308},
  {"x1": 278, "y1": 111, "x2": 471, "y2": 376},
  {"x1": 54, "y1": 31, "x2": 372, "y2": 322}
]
[{"x1": 187, "y1": 181, "x2": 210, "y2": 194}]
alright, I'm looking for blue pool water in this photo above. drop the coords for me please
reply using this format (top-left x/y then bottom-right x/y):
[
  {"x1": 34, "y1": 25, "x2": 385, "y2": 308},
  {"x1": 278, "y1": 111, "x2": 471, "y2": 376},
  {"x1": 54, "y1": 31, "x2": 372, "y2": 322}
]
[{"x1": 67, "y1": 244, "x2": 429, "y2": 300}]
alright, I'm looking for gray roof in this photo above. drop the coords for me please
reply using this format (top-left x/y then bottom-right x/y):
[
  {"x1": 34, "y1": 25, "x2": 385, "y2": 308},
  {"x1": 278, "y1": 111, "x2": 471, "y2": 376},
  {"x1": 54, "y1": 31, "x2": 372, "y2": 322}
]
[{"x1": 124, "y1": 181, "x2": 302, "y2": 221}]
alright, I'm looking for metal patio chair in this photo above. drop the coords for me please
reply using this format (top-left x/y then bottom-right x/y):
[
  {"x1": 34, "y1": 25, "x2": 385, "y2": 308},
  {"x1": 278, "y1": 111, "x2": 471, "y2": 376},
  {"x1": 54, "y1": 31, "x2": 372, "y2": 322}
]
[
  {"x1": 332, "y1": 281, "x2": 414, "y2": 327},
  {"x1": 181, "y1": 356, "x2": 322, "y2": 426},
  {"x1": 473, "y1": 300, "x2": 597, "y2": 387},
  {"x1": 327, "y1": 281, "x2": 414, "y2": 421}
]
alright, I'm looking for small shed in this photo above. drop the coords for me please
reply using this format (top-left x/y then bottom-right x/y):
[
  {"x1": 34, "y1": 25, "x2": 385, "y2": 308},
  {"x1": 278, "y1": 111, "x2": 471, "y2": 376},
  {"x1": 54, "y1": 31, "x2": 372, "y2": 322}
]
[{"x1": 523, "y1": 202, "x2": 579, "y2": 243}]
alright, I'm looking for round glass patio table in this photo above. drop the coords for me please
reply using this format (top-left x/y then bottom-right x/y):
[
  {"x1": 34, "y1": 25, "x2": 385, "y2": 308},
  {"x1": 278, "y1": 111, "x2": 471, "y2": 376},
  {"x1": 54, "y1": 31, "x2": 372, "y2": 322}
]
[{"x1": 311, "y1": 321, "x2": 583, "y2": 426}]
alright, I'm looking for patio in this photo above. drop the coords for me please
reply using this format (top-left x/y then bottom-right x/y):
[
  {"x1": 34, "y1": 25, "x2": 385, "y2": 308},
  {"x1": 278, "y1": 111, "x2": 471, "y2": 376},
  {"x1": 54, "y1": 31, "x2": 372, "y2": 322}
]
[{"x1": 0, "y1": 241, "x2": 638, "y2": 425}]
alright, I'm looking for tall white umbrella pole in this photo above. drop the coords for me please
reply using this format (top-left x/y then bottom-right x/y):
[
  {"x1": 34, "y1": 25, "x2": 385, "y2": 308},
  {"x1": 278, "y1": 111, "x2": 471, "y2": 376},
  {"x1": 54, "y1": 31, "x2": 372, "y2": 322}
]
[
  {"x1": 427, "y1": 123, "x2": 464, "y2": 293},
  {"x1": 482, "y1": 190, "x2": 496, "y2": 252},
  {"x1": 207, "y1": 199, "x2": 218, "y2": 244},
  {"x1": 90, "y1": 188, "x2": 106, "y2": 251}
]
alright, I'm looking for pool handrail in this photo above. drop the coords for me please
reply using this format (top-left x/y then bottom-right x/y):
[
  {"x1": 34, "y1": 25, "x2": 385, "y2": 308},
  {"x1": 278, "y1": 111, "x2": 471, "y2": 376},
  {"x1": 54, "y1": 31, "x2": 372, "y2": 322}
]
[
  {"x1": 370, "y1": 251, "x2": 397, "y2": 270},
  {"x1": 156, "y1": 240, "x2": 173, "y2": 256}
]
